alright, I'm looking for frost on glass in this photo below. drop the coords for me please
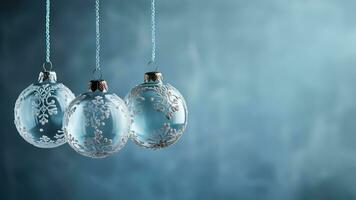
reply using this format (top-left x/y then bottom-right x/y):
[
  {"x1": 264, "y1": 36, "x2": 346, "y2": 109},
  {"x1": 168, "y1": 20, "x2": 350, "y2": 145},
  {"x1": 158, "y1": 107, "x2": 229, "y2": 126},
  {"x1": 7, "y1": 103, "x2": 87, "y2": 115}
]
[
  {"x1": 125, "y1": 76, "x2": 188, "y2": 149},
  {"x1": 14, "y1": 72, "x2": 75, "y2": 148},
  {"x1": 63, "y1": 91, "x2": 130, "y2": 158}
]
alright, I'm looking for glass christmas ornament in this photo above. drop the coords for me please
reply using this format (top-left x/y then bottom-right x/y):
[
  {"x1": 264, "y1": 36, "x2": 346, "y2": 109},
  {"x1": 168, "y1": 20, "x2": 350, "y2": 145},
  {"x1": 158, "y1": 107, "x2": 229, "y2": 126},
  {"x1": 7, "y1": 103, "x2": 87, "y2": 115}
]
[
  {"x1": 125, "y1": 72, "x2": 188, "y2": 149},
  {"x1": 63, "y1": 80, "x2": 130, "y2": 158},
  {"x1": 63, "y1": 0, "x2": 129, "y2": 158},
  {"x1": 14, "y1": 71, "x2": 75, "y2": 148}
]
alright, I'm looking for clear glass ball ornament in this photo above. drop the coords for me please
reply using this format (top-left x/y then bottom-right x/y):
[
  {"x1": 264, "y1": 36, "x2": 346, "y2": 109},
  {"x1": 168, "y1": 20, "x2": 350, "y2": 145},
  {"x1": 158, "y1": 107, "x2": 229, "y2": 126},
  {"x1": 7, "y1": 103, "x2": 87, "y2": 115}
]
[
  {"x1": 125, "y1": 71, "x2": 188, "y2": 149},
  {"x1": 14, "y1": 71, "x2": 75, "y2": 148},
  {"x1": 63, "y1": 80, "x2": 130, "y2": 158}
]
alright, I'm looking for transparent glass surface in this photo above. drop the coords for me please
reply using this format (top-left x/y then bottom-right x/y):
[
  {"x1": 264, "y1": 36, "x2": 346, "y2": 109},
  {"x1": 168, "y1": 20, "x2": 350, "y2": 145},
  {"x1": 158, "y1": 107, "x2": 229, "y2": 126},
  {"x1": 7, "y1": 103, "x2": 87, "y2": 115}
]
[
  {"x1": 14, "y1": 82, "x2": 75, "y2": 148},
  {"x1": 125, "y1": 80, "x2": 188, "y2": 149},
  {"x1": 63, "y1": 91, "x2": 130, "y2": 158}
]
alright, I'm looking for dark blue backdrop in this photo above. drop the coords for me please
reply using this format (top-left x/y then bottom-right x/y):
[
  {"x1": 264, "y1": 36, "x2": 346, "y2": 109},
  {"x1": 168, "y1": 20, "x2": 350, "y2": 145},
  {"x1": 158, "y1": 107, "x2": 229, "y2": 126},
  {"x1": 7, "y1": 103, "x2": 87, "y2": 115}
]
[{"x1": 2, "y1": 0, "x2": 356, "y2": 199}]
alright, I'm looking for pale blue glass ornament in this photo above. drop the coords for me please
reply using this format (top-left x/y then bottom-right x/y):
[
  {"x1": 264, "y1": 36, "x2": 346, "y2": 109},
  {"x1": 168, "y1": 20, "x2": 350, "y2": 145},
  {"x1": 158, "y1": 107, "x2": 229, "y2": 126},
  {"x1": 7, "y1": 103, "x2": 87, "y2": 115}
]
[
  {"x1": 63, "y1": 80, "x2": 130, "y2": 158},
  {"x1": 14, "y1": 71, "x2": 75, "y2": 148},
  {"x1": 125, "y1": 72, "x2": 188, "y2": 149}
]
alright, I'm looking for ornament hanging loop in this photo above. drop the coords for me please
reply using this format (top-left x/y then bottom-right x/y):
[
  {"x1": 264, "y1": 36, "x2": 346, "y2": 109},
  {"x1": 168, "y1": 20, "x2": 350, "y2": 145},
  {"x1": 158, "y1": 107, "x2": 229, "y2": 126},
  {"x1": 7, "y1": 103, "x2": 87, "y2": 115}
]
[
  {"x1": 42, "y1": 61, "x2": 53, "y2": 72},
  {"x1": 92, "y1": 68, "x2": 103, "y2": 80},
  {"x1": 148, "y1": 60, "x2": 159, "y2": 72}
]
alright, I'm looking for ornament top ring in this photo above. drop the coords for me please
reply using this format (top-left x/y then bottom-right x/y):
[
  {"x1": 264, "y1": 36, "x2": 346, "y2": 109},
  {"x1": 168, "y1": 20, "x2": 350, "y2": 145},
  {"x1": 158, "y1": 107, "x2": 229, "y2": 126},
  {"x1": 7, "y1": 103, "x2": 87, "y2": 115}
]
[{"x1": 42, "y1": 61, "x2": 53, "y2": 71}]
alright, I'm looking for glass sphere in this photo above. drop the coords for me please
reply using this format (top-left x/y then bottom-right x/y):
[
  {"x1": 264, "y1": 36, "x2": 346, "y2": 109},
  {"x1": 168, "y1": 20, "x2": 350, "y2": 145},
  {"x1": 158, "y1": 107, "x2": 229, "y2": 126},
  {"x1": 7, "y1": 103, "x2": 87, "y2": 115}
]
[
  {"x1": 14, "y1": 71, "x2": 75, "y2": 148},
  {"x1": 63, "y1": 80, "x2": 130, "y2": 158},
  {"x1": 125, "y1": 72, "x2": 188, "y2": 149}
]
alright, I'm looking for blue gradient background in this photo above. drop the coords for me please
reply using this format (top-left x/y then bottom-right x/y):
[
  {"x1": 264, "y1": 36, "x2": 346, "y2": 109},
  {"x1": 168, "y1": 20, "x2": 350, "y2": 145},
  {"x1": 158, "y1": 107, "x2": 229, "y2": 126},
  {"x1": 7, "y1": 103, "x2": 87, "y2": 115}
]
[{"x1": 2, "y1": 0, "x2": 356, "y2": 199}]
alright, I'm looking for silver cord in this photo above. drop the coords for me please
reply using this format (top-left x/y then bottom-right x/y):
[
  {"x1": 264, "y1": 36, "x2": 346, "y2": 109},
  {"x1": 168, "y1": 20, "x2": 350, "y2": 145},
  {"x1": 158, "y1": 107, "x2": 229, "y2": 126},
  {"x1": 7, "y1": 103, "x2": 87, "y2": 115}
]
[
  {"x1": 44, "y1": 0, "x2": 52, "y2": 71},
  {"x1": 93, "y1": 0, "x2": 102, "y2": 79},
  {"x1": 45, "y1": 0, "x2": 50, "y2": 63},
  {"x1": 150, "y1": 0, "x2": 156, "y2": 66}
]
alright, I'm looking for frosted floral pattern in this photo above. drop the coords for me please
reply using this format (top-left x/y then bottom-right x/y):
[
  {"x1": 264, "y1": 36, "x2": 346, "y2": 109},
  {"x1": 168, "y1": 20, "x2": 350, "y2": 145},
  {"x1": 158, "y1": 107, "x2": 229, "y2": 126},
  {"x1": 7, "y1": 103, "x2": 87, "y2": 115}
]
[
  {"x1": 153, "y1": 84, "x2": 181, "y2": 120},
  {"x1": 132, "y1": 123, "x2": 185, "y2": 149},
  {"x1": 32, "y1": 84, "x2": 58, "y2": 125}
]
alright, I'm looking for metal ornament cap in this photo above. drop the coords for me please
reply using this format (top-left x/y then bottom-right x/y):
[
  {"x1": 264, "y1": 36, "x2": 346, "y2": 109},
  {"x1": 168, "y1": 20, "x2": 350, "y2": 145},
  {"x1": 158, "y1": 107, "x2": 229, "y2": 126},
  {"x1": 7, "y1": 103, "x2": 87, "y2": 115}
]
[
  {"x1": 89, "y1": 80, "x2": 108, "y2": 92},
  {"x1": 38, "y1": 71, "x2": 57, "y2": 83},
  {"x1": 144, "y1": 71, "x2": 163, "y2": 83}
]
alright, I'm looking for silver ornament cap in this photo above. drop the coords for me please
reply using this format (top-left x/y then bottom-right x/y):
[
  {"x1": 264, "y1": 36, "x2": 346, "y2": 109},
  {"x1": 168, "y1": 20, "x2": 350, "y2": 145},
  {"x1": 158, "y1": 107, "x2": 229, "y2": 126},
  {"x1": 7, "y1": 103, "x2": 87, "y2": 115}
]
[
  {"x1": 38, "y1": 71, "x2": 57, "y2": 83},
  {"x1": 144, "y1": 71, "x2": 163, "y2": 83},
  {"x1": 88, "y1": 80, "x2": 108, "y2": 92}
]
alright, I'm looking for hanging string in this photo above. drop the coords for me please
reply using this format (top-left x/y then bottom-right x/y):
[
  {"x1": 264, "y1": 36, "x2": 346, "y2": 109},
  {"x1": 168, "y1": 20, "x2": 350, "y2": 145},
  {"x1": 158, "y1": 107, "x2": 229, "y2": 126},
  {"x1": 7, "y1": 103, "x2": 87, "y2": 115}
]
[
  {"x1": 43, "y1": 0, "x2": 52, "y2": 71},
  {"x1": 93, "y1": 0, "x2": 102, "y2": 79},
  {"x1": 151, "y1": 0, "x2": 156, "y2": 63},
  {"x1": 149, "y1": 0, "x2": 157, "y2": 70}
]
